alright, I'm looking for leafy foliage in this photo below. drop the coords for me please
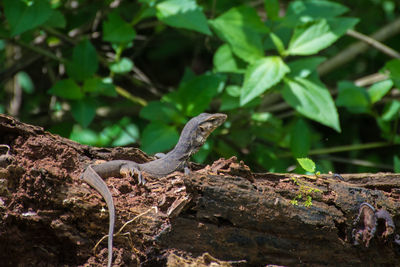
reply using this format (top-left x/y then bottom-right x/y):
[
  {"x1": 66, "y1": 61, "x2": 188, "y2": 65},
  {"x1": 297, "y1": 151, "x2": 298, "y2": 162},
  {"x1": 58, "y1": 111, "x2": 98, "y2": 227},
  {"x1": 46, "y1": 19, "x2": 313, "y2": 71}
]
[{"x1": 1, "y1": 0, "x2": 399, "y2": 174}]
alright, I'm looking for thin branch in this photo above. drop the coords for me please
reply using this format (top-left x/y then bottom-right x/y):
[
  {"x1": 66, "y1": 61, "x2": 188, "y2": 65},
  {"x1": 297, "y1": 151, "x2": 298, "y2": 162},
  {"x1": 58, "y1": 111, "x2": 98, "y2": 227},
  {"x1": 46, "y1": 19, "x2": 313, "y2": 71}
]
[
  {"x1": 0, "y1": 53, "x2": 41, "y2": 82},
  {"x1": 14, "y1": 39, "x2": 67, "y2": 63},
  {"x1": 308, "y1": 142, "x2": 394, "y2": 156},
  {"x1": 131, "y1": 65, "x2": 161, "y2": 97},
  {"x1": 115, "y1": 86, "x2": 147, "y2": 107},
  {"x1": 318, "y1": 18, "x2": 400, "y2": 75},
  {"x1": 354, "y1": 72, "x2": 389, "y2": 87},
  {"x1": 93, "y1": 207, "x2": 158, "y2": 254},
  {"x1": 317, "y1": 155, "x2": 393, "y2": 170},
  {"x1": 42, "y1": 27, "x2": 77, "y2": 45},
  {"x1": 347, "y1": 29, "x2": 400, "y2": 59},
  {"x1": 278, "y1": 142, "x2": 395, "y2": 158}
]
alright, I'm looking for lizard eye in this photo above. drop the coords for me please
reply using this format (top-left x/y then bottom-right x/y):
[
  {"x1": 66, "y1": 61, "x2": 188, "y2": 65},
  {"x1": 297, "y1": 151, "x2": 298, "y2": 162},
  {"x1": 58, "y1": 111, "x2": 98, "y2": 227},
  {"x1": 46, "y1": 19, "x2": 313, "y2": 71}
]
[{"x1": 199, "y1": 125, "x2": 207, "y2": 133}]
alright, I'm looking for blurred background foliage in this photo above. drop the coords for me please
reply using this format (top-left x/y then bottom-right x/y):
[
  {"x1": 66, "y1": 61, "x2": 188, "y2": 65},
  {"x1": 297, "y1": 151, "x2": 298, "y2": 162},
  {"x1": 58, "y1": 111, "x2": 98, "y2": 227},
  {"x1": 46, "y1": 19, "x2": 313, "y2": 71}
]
[{"x1": 0, "y1": 0, "x2": 399, "y2": 174}]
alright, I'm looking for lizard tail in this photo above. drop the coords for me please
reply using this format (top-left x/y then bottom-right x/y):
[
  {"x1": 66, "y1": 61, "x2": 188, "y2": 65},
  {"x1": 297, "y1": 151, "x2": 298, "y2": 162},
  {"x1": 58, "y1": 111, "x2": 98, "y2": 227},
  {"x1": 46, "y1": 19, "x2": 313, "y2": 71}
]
[{"x1": 81, "y1": 165, "x2": 115, "y2": 267}]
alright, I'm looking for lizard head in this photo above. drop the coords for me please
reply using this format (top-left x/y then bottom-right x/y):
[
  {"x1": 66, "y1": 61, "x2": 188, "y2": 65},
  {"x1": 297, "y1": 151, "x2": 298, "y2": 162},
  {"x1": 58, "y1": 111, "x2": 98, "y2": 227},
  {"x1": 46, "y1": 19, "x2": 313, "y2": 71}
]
[{"x1": 177, "y1": 113, "x2": 227, "y2": 156}]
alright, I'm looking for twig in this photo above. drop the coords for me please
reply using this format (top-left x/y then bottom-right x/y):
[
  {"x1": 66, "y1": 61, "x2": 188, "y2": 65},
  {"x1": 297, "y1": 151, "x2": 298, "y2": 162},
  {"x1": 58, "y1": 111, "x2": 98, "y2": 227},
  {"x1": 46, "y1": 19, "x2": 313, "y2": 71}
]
[
  {"x1": 42, "y1": 27, "x2": 77, "y2": 45},
  {"x1": 279, "y1": 142, "x2": 395, "y2": 158},
  {"x1": 346, "y1": 29, "x2": 400, "y2": 59},
  {"x1": 14, "y1": 39, "x2": 67, "y2": 63},
  {"x1": 354, "y1": 72, "x2": 389, "y2": 87},
  {"x1": 317, "y1": 155, "x2": 393, "y2": 170},
  {"x1": 93, "y1": 206, "x2": 158, "y2": 254},
  {"x1": 0, "y1": 53, "x2": 41, "y2": 82},
  {"x1": 115, "y1": 86, "x2": 147, "y2": 107},
  {"x1": 318, "y1": 18, "x2": 400, "y2": 75},
  {"x1": 131, "y1": 65, "x2": 161, "y2": 97},
  {"x1": 8, "y1": 75, "x2": 22, "y2": 117}
]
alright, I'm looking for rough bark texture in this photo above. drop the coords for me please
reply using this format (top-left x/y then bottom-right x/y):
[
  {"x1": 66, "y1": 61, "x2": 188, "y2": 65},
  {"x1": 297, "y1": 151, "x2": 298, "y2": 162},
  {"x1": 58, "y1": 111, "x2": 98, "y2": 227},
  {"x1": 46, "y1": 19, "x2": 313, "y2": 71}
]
[{"x1": 0, "y1": 114, "x2": 399, "y2": 266}]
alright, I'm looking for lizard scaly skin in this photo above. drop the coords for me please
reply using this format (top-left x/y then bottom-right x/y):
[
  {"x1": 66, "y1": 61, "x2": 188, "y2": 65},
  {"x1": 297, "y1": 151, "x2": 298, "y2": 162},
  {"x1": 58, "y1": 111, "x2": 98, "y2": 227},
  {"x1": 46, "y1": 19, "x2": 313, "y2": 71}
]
[{"x1": 81, "y1": 113, "x2": 227, "y2": 267}]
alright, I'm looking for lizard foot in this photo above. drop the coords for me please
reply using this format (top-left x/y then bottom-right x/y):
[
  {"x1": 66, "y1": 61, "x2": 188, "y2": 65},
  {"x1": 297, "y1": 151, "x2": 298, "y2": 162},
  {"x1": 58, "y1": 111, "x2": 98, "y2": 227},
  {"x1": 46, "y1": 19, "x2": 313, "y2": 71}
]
[{"x1": 120, "y1": 162, "x2": 146, "y2": 185}]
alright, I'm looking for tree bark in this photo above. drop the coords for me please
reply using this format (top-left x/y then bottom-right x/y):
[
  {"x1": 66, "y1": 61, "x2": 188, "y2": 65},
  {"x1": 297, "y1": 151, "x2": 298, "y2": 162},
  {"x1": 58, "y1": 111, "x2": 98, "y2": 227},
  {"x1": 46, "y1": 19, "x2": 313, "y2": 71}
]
[{"x1": 0, "y1": 114, "x2": 398, "y2": 266}]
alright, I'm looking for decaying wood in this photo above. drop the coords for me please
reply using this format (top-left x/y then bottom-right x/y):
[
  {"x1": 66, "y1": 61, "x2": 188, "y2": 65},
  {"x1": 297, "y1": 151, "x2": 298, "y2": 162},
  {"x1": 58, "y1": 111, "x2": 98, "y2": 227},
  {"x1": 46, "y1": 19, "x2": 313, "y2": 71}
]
[{"x1": 0, "y1": 114, "x2": 399, "y2": 266}]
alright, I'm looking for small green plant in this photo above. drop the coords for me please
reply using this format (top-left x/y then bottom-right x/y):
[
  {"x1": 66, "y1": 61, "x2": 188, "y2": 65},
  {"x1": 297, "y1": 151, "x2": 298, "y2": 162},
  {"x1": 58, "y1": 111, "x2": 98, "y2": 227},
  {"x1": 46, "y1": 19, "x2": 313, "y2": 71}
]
[
  {"x1": 290, "y1": 176, "x2": 321, "y2": 207},
  {"x1": 290, "y1": 157, "x2": 321, "y2": 207}
]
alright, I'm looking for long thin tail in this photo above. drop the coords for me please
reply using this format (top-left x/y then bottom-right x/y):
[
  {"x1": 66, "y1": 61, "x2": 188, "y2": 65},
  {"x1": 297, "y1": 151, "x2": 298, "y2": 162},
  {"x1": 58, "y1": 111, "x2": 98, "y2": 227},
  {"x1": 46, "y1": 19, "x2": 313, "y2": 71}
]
[{"x1": 81, "y1": 165, "x2": 114, "y2": 267}]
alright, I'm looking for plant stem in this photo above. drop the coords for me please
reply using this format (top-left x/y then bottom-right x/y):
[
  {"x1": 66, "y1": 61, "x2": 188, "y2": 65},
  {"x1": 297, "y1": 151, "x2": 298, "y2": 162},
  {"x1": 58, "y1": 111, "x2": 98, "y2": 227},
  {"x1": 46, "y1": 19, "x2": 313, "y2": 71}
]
[
  {"x1": 279, "y1": 142, "x2": 394, "y2": 158},
  {"x1": 115, "y1": 86, "x2": 147, "y2": 107},
  {"x1": 318, "y1": 18, "x2": 400, "y2": 75},
  {"x1": 318, "y1": 155, "x2": 393, "y2": 170},
  {"x1": 346, "y1": 29, "x2": 400, "y2": 59},
  {"x1": 15, "y1": 40, "x2": 66, "y2": 63},
  {"x1": 308, "y1": 142, "x2": 394, "y2": 156}
]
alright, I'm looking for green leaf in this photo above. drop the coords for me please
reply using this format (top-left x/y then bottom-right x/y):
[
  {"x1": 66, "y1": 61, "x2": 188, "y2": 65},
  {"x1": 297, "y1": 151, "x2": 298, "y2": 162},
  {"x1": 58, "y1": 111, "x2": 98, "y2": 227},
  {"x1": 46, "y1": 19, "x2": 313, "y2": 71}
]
[
  {"x1": 220, "y1": 89, "x2": 261, "y2": 111},
  {"x1": 111, "y1": 123, "x2": 140, "y2": 147},
  {"x1": 110, "y1": 57, "x2": 134, "y2": 74},
  {"x1": 384, "y1": 59, "x2": 400, "y2": 78},
  {"x1": 382, "y1": 100, "x2": 400, "y2": 121},
  {"x1": 209, "y1": 5, "x2": 269, "y2": 63},
  {"x1": 4, "y1": 0, "x2": 53, "y2": 36},
  {"x1": 297, "y1": 157, "x2": 316, "y2": 173},
  {"x1": 288, "y1": 18, "x2": 358, "y2": 56},
  {"x1": 46, "y1": 10, "x2": 66, "y2": 28},
  {"x1": 240, "y1": 56, "x2": 290, "y2": 106},
  {"x1": 286, "y1": 0, "x2": 348, "y2": 26},
  {"x1": 394, "y1": 155, "x2": 400, "y2": 173},
  {"x1": 282, "y1": 77, "x2": 341, "y2": 132},
  {"x1": 264, "y1": 0, "x2": 280, "y2": 21},
  {"x1": 16, "y1": 71, "x2": 34, "y2": 94},
  {"x1": 97, "y1": 117, "x2": 140, "y2": 147},
  {"x1": 139, "y1": 101, "x2": 181, "y2": 123},
  {"x1": 290, "y1": 119, "x2": 310, "y2": 157},
  {"x1": 103, "y1": 12, "x2": 136, "y2": 43},
  {"x1": 251, "y1": 112, "x2": 280, "y2": 124},
  {"x1": 336, "y1": 81, "x2": 370, "y2": 113},
  {"x1": 287, "y1": 57, "x2": 326, "y2": 78},
  {"x1": 219, "y1": 85, "x2": 241, "y2": 111},
  {"x1": 226, "y1": 85, "x2": 241, "y2": 97},
  {"x1": 156, "y1": 0, "x2": 211, "y2": 35},
  {"x1": 383, "y1": 59, "x2": 400, "y2": 87},
  {"x1": 66, "y1": 40, "x2": 99, "y2": 81},
  {"x1": 211, "y1": 5, "x2": 269, "y2": 33},
  {"x1": 70, "y1": 98, "x2": 97, "y2": 127},
  {"x1": 213, "y1": 44, "x2": 245, "y2": 73},
  {"x1": 48, "y1": 79, "x2": 84, "y2": 100},
  {"x1": 69, "y1": 126, "x2": 98, "y2": 146},
  {"x1": 164, "y1": 73, "x2": 225, "y2": 116},
  {"x1": 141, "y1": 121, "x2": 179, "y2": 154},
  {"x1": 269, "y1": 33, "x2": 285, "y2": 56},
  {"x1": 83, "y1": 77, "x2": 117, "y2": 97},
  {"x1": 368, "y1": 79, "x2": 393, "y2": 104}
]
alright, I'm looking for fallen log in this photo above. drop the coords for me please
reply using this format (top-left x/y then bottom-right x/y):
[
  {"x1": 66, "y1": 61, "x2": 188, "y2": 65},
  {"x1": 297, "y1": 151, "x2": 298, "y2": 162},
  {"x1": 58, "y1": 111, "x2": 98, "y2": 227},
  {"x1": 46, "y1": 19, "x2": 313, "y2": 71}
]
[{"x1": 0, "y1": 114, "x2": 398, "y2": 266}]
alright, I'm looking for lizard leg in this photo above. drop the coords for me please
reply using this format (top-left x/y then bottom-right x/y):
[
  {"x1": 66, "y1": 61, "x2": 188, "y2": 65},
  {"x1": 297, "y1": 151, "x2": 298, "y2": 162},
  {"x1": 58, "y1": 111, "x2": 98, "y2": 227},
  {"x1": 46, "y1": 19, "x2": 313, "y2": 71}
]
[{"x1": 120, "y1": 162, "x2": 146, "y2": 185}]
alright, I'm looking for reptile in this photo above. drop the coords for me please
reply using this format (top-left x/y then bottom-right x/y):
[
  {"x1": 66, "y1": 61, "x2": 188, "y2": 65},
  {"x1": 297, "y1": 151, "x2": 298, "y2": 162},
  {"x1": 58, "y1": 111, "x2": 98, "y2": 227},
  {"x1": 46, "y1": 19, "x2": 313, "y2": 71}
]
[{"x1": 81, "y1": 113, "x2": 227, "y2": 267}]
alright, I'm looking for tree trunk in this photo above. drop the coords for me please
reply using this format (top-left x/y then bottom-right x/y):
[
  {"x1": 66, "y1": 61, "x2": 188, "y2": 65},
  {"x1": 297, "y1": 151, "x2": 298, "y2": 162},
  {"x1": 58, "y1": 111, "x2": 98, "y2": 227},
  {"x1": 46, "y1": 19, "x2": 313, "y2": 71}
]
[{"x1": 0, "y1": 114, "x2": 398, "y2": 266}]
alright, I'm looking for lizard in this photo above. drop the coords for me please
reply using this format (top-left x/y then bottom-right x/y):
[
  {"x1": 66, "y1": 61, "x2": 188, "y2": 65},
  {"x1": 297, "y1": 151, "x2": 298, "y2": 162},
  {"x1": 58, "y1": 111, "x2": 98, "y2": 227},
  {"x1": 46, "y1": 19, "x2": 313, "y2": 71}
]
[{"x1": 80, "y1": 112, "x2": 227, "y2": 267}]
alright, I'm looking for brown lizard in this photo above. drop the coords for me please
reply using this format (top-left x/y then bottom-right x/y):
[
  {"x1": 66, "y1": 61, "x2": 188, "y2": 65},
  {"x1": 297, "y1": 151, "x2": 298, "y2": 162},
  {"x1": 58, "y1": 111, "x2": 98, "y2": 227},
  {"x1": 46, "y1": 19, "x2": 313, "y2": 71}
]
[{"x1": 81, "y1": 113, "x2": 227, "y2": 267}]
